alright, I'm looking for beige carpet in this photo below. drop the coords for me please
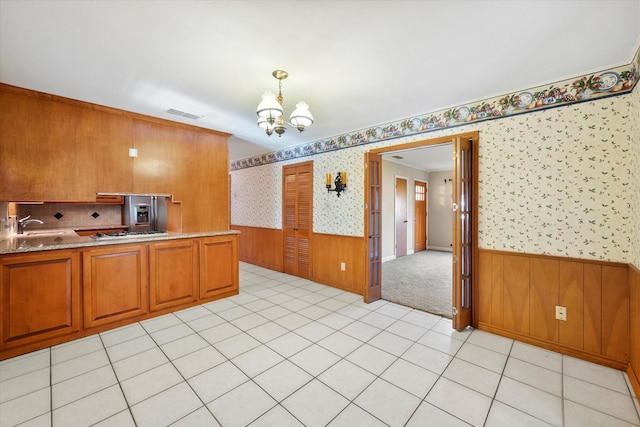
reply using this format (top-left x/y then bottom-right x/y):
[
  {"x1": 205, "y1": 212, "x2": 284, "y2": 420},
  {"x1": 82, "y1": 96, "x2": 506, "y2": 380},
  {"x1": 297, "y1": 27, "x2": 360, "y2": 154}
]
[{"x1": 381, "y1": 250, "x2": 452, "y2": 318}]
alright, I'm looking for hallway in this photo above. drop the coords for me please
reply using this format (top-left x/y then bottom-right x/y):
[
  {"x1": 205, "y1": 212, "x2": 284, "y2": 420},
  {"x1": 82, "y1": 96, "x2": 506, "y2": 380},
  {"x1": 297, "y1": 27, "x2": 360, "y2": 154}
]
[{"x1": 382, "y1": 250, "x2": 452, "y2": 318}]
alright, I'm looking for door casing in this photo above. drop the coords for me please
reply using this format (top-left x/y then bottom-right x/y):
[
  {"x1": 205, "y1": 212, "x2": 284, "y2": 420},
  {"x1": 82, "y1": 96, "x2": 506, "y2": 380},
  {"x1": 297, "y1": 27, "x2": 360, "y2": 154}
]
[{"x1": 364, "y1": 131, "x2": 479, "y2": 328}]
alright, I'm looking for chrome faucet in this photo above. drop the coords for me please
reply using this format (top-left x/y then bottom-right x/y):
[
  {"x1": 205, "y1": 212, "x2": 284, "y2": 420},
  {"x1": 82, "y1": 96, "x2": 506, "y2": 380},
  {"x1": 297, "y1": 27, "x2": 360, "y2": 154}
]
[{"x1": 17, "y1": 215, "x2": 44, "y2": 234}]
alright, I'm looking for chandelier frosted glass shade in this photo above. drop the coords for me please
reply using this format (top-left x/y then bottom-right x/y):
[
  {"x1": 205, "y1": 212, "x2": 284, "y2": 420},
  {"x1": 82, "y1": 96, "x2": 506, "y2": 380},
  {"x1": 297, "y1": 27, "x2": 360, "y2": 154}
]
[
  {"x1": 257, "y1": 116, "x2": 275, "y2": 136},
  {"x1": 289, "y1": 101, "x2": 314, "y2": 132},
  {"x1": 256, "y1": 91, "x2": 283, "y2": 124},
  {"x1": 256, "y1": 70, "x2": 313, "y2": 137}
]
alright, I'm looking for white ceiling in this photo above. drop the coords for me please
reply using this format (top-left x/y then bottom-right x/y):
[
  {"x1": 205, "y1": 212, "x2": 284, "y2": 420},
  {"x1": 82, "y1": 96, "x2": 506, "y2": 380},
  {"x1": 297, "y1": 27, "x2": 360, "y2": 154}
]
[
  {"x1": 381, "y1": 143, "x2": 452, "y2": 172},
  {"x1": 1, "y1": 1, "x2": 638, "y2": 165}
]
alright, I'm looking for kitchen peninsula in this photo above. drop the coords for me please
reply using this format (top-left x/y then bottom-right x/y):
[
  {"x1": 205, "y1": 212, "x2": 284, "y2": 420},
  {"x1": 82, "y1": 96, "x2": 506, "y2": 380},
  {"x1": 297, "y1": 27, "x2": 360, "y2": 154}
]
[
  {"x1": 0, "y1": 229, "x2": 239, "y2": 360},
  {"x1": 0, "y1": 84, "x2": 238, "y2": 360}
]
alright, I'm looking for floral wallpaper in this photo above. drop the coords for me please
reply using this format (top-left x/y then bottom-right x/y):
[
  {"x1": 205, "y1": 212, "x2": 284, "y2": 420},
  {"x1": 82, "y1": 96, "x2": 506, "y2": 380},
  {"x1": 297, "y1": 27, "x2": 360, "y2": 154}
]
[
  {"x1": 231, "y1": 163, "x2": 282, "y2": 229},
  {"x1": 631, "y1": 76, "x2": 640, "y2": 269},
  {"x1": 231, "y1": 54, "x2": 638, "y2": 172},
  {"x1": 478, "y1": 98, "x2": 632, "y2": 261},
  {"x1": 230, "y1": 46, "x2": 639, "y2": 264}
]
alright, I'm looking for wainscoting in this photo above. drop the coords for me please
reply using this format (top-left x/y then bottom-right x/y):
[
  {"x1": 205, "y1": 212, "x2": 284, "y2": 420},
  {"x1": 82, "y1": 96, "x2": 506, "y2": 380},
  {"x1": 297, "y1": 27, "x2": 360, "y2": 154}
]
[
  {"x1": 629, "y1": 264, "x2": 640, "y2": 397},
  {"x1": 232, "y1": 225, "x2": 283, "y2": 271},
  {"x1": 312, "y1": 233, "x2": 366, "y2": 295},
  {"x1": 478, "y1": 249, "x2": 630, "y2": 370},
  {"x1": 232, "y1": 226, "x2": 365, "y2": 295}
]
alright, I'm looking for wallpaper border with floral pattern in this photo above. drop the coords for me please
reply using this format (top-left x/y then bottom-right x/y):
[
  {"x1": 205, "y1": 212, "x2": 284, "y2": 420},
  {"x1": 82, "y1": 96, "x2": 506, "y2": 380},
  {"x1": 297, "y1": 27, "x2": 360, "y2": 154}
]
[{"x1": 230, "y1": 47, "x2": 639, "y2": 171}]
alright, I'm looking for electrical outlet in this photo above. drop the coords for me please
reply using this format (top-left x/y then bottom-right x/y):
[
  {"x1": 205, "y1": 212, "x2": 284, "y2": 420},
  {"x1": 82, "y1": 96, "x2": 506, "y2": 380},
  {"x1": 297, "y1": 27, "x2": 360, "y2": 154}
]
[
  {"x1": 340, "y1": 262, "x2": 346, "y2": 271},
  {"x1": 555, "y1": 306, "x2": 567, "y2": 321}
]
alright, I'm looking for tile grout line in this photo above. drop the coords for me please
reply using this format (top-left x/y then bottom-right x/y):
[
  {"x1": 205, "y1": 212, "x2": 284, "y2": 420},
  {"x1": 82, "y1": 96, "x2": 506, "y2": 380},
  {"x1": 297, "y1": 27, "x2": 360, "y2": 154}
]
[
  {"x1": 7, "y1": 263, "x2": 638, "y2": 426},
  {"x1": 97, "y1": 331, "x2": 138, "y2": 426},
  {"x1": 137, "y1": 315, "x2": 225, "y2": 427},
  {"x1": 480, "y1": 338, "x2": 514, "y2": 427}
]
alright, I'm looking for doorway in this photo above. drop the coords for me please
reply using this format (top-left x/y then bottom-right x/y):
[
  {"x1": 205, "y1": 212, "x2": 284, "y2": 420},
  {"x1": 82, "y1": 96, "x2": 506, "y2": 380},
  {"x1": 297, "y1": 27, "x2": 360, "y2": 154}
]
[
  {"x1": 395, "y1": 177, "x2": 408, "y2": 258},
  {"x1": 383, "y1": 150, "x2": 453, "y2": 318},
  {"x1": 364, "y1": 132, "x2": 479, "y2": 331}
]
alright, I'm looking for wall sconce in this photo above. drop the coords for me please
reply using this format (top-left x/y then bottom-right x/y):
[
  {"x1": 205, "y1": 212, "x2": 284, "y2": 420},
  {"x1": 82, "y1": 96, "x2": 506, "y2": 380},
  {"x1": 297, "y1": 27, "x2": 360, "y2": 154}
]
[{"x1": 326, "y1": 171, "x2": 347, "y2": 197}]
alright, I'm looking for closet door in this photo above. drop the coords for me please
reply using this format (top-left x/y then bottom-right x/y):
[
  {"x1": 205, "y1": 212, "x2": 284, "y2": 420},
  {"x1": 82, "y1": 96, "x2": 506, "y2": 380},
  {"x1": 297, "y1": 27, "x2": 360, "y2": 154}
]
[{"x1": 283, "y1": 161, "x2": 312, "y2": 278}]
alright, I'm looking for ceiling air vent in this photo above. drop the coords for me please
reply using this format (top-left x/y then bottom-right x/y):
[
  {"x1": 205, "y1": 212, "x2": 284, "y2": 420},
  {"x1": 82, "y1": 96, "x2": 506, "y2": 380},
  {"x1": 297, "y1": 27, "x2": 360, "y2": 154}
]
[
  {"x1": 166, "y1": 109, "x2": 203, "y2": 120},
  {"x1": 392, "y1": 155, "x2": 404, "y2": 159}
]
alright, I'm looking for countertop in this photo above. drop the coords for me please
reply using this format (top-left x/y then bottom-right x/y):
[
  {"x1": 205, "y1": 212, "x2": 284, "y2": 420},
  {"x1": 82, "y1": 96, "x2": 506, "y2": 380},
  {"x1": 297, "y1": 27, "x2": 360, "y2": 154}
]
[{"x1": 0, "y1": 229, "x2": 240, "y2": 255}]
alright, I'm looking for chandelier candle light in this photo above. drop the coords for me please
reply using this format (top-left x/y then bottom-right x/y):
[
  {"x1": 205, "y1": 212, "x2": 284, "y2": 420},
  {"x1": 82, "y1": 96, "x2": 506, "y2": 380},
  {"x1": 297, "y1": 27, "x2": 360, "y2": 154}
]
[
  {"x1": 326, "y1": 172, "x2": 347, "y2": 197},
  {"x1": 256, "y1": 70, "x2": 313, "y2": 137}
]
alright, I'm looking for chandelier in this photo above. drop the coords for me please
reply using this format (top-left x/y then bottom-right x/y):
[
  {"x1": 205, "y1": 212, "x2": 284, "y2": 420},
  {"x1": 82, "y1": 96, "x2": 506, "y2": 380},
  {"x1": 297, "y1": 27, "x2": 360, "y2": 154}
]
[{"x1": 256, "y1": 70, "x2": 313, "y2": 137}]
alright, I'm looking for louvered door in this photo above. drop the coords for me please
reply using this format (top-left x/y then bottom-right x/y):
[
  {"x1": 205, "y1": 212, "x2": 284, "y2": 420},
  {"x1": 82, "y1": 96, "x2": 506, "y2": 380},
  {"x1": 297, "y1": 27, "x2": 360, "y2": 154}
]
[{"x1": 283, "y1": 161, "x2": 312, "y2": 279}]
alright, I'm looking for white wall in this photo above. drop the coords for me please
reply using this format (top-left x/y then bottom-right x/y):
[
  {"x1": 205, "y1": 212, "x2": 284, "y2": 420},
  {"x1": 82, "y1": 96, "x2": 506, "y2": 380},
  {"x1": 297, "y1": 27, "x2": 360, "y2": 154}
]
[
  {"x1": 381, "y1": 160, "x2": 428, "y2": 261},
  {"x1": 427, "y1": 170, "x2": 452, "y2": 250}
]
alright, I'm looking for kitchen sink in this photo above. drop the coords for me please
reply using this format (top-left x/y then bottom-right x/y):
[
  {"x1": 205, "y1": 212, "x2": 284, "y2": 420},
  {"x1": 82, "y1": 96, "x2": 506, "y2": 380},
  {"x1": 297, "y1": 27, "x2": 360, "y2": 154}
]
[{"x1": 21, "y1": 229, "x2": 74, "y2": 237}]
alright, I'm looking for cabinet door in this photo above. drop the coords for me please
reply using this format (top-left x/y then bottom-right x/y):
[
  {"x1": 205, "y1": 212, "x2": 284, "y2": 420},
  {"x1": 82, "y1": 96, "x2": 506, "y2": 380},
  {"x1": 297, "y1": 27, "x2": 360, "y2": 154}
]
[
  {"x1": 0, "y1": 250, "x2": 80, "y2": 351},
  {"x1": 83, "y1": 245, "x2": 148, "y2": 328},
  {"x1": 200, "y1": 235, "x2": 238, "y2": 299},
  {"x1": 149, "y1": 239, "x2": 199, "y2": 312}
]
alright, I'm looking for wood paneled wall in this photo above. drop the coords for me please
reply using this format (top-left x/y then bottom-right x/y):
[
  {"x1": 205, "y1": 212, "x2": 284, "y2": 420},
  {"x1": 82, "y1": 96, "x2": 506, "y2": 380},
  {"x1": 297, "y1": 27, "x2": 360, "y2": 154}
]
[
  {"x1": 234, "y1": 226, "x2": 366, "y2": 296},
  {"x1": 628, "y1": 265, "x2": 640, "y2": 397},
  {"x1": 312, "y1": 233, "x2": 365, "y2": 295},
  {"x1": 232, "y1": 225, "x2": 283, "y2": 271},
  {"x1": 1, "y1": 84, "x2": 230, "y2": 232},
  {"x1": 478, "y1": 249, "x2": 630, "y2": 369}
]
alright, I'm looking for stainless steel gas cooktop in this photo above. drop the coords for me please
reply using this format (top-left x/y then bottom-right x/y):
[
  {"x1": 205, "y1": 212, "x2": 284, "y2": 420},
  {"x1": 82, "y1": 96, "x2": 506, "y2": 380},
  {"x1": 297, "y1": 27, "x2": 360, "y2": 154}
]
[{"x1": 91, "y1": 230, "x2": 168, "y2": 239}]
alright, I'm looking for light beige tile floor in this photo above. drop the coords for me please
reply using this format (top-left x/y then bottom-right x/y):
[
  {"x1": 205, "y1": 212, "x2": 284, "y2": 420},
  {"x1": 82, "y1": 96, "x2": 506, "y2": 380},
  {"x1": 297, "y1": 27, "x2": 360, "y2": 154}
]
[{"x1": 1, "y1": 262, "x2": 639, "y2": 426}]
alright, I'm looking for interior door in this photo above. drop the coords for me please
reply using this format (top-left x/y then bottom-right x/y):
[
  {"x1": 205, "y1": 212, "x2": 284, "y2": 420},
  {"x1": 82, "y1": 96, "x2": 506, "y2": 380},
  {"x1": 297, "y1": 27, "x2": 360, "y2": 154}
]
[
  {"x1": 364, "y1": 152, "x2": 382, "y2": 302},
  {"x1": 414, "y1": 181, "x2": 427, "y2": 252},
  {"x1": 395, "y1": 177, "x2": 407, "y2": 257},
  {"x1": 452, "y1": 136, "x2": 472, "y2": 330},
  {"x1": 283, "y1": 162, "x2": 312, "y2": 279}
]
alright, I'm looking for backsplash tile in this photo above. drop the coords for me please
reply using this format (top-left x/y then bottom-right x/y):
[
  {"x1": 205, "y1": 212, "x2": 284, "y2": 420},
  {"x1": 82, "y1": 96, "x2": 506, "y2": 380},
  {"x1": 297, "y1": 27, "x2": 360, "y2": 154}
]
[{"x1": 15, "y1": 204, "x2": 123, "y2": 230}]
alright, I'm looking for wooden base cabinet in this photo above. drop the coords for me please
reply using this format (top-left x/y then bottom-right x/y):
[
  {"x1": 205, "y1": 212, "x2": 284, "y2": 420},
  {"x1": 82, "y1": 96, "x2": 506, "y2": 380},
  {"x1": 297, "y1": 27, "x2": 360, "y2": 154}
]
[
  {"x1": 1, "y1": 233, "x2": 239, "y2": 360},
  {"x1": 83, "y1": 245, "x2": 148, "y2": 328},
  {"x1": 149, "y1": 239, "x2": 199, "y2": 312},
  {"x1": 0, "y1": 250, "x2": 81, "y2": 352},
  {"x1": 201, "y1": 235, "x2": 238, "y2": 299}
]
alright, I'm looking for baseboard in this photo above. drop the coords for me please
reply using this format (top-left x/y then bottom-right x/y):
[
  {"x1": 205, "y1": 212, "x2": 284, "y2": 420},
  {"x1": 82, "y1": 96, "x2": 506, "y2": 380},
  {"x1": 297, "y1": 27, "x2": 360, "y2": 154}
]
[
  {"x1": 427, "y1": 246, "x2": 452, "y2": 252},
  {"x1": 479, "y1": 322, "x2": 628, "y2": 371},
  {"x1": 382, "y1": 255, "x2": 396, "y2": 263}
]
